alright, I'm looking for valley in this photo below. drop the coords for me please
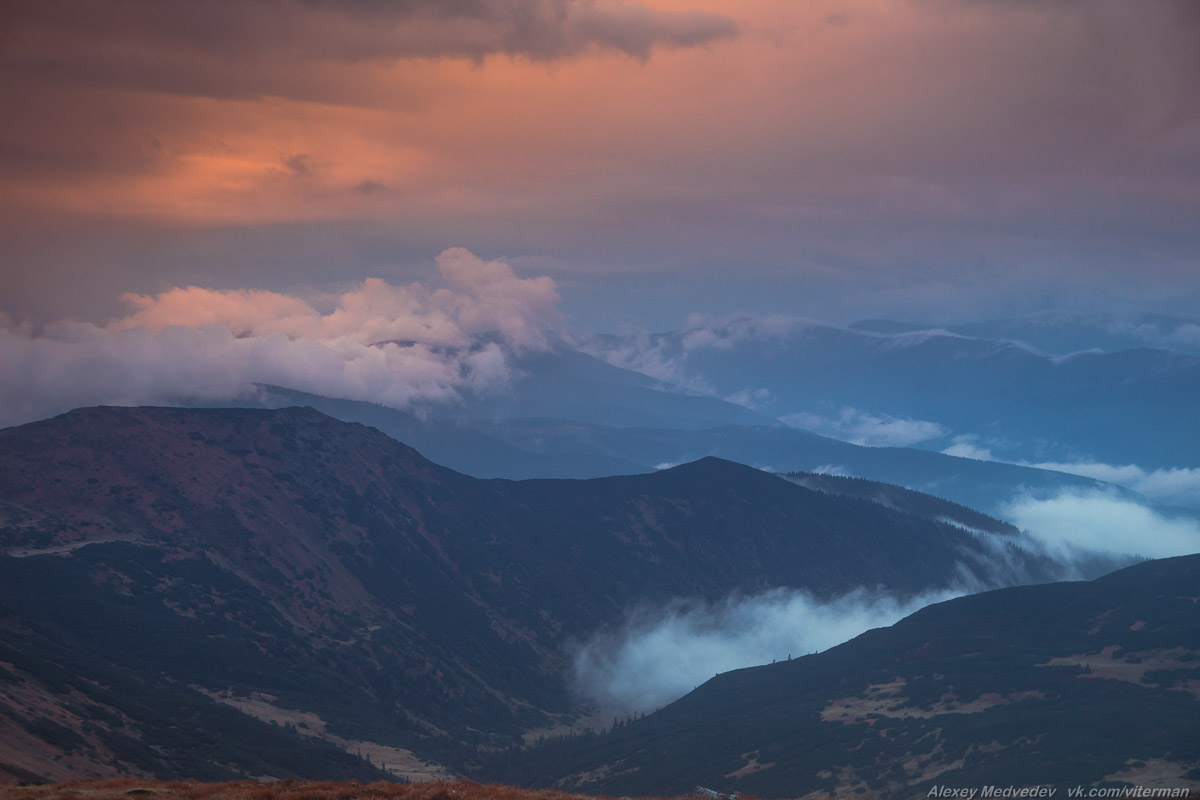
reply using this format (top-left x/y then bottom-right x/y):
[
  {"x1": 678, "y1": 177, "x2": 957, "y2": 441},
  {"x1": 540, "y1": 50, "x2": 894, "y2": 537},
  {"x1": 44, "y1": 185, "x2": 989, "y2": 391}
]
[
  {"x1": 2, "y1": 316, "x2": 1199, "y2": 796},
  {"x1": 0, "y1": 405, "x2": 1065, "y2": 785},
  {"x1": 5, "y1": 2, "x2": 1199, "y2": 796},
  {"x1": 485, "y1": 555, "x2": 1200, "y2": 796}
]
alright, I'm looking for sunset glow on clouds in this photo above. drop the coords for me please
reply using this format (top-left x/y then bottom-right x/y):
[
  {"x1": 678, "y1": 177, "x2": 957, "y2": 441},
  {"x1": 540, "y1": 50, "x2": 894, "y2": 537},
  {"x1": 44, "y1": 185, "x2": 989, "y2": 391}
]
[
  {"x1": 109, "y1": 248, "x2": 561, "y2": 349},
  {"x1": 1, "y1": 0, "x2": 1198, "y2": 329},
  {"x1": 0, "y1": 248, "x2": 564, "y2": 427}
]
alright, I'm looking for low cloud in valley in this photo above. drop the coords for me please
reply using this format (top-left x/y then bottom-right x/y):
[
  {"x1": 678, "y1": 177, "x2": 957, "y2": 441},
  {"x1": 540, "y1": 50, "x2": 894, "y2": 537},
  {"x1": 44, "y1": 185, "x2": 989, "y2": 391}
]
[
  {"x1": 1024, "y1": 461, "x2": 1200, "y2": 509},
  {"x1": 571, "y1": 585, "x2": 963, "y2": 712},
  {"x1": 1001, "y1": 490, "x2": 1200, "y2": 563}
]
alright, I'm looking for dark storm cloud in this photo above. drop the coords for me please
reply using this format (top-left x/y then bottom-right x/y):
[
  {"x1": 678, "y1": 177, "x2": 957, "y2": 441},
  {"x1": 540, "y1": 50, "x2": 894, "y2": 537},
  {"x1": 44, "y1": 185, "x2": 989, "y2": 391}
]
[
  {"x1": 281, "y1": 154, "x2": 314, "y2": 178},
  {"x1": 1, "y1": 0, "x2": 738, "y2": 102},
  {"x1": 352, "y1": 180, "x2": 389, "y2": 195}
]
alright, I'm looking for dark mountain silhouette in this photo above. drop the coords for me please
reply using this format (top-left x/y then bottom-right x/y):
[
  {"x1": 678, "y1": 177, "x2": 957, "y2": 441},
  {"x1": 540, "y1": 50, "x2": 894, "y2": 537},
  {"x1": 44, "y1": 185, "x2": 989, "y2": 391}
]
[
  {"x1": 474, "y1": 418, "x2": 1121, "y2": 512},
  {"x1": 0, "y1": 406, "x2": 1057, "y2": 782},
  {"x1": 218, "y1": 384, "x2": 650, "y2": 479},
  {"x1": 222, "y1": 385, "x2": 1117, "y2": 514},
  {"x1": 488, "y1": 554, "x2": 1200, "y2": 798}
]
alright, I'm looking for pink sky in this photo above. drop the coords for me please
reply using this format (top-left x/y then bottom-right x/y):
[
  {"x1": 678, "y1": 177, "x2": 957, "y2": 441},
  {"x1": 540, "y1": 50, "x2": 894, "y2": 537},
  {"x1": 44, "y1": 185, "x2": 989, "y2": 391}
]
[{"x1": 2, "y1": 0, "x2": 1198, "y2": 329}]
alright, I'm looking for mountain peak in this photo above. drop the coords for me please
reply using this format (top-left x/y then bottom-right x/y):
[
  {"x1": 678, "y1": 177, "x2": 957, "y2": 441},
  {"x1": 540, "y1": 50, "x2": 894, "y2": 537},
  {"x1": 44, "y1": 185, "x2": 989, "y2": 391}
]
[
  {"x1": 652, "y1": 455, "x2": 791, "y2": 486},
  {"x1": 0, "y1": 404, "x2": 1067, "y2": 783}
]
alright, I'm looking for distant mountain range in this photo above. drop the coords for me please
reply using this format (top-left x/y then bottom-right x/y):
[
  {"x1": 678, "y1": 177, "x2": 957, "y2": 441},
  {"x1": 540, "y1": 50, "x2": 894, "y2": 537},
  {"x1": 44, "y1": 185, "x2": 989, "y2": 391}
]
[
  {"x1": 486, "y1": 553, "x2": 1200, "y2": 797},
  {"x1": 585, "y1": 316, "x2": 1200, "y2": 470},
  {"x1": 13, "y1": 311, "x2": 1197, "y2": 515},
  {"x1": 224, "y1": 385, "x2": 1118, "y2": 515},
  {"x1": 205, "y1": 311, "x2": 1200, "y2": 512},
  {"x1": 0, "y1": 406, "x2": 1060, "y2": 783},
  {"x1": 851, "y1": 312, "x2": 1200, "y2": 357},
  {"x1": 3, "y1": 311, "x2": 1197, "y2": 791}
]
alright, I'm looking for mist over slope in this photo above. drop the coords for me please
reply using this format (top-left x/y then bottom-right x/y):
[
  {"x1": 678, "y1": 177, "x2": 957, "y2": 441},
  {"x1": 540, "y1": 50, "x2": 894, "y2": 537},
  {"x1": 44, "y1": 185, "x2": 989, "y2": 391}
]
[
  {"x1": 6, "y1": 0, "x2": 1200, "y2": 792},
  {"x1": 7, "y1": 269, "x2": 1195, "y2": 524},
  {"x1": 5, "y1": 282, "x2": 1198, "y2": 787},
  {"x1": 488, "y1": 553, "x2": 1200, "y2": 798},
  {"x1": 0, "y1": 405, "x2": 1065, "y2": 782}
]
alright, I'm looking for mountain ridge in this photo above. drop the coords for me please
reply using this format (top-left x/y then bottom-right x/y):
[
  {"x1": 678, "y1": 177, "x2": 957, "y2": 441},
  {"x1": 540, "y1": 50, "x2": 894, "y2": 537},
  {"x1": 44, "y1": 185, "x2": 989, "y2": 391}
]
[
  {"x1": 215, "y1": 385, "x2": 1129, "y2": 513},
  {"x1": 488, "y1": 554, "x2": 1200, "y2": 797},
  {"x1": 0, "y1": 404, "x2": 1065, "y2": 782}
]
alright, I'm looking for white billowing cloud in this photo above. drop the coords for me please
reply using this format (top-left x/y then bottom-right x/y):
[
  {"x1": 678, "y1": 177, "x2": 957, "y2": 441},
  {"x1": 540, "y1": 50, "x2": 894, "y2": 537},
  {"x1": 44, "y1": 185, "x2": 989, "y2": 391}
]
[
  {"x1": 942, "y1": 435, "x2": 996, "y2": 461},
  {"x1": 933, "y1": 439, "x2": 1200, "y2": 509},
  {"x1": 1001, "y1": 490, "x2": 1200, "y2": 562},
  {"x1": 782, "y1": 406, "x2": 949, "y2": 448},
  {"x1": 1103, "y1": 319, "x2": 1200, "y2": 355},
  {"x1": 1024, "y1": 461, "x2": 1200, "y2": 508},
  {"x1": 433, "y1": 247, "x2": 562, "y2": 350},
  {"x1": 581, "y1": 312, "x2": 817, "y2": 393},
  {"x1": 677, "y1": 312, "x2": 813, "y2": 352},
  {"x1": 1160, "y1": 323, "x2": 1200, "y2": 352},
  {"x1": 571, "y1": 486, "x2": 1197, "y2": 713},
  {"x1": 571, "y1": 585, "x2": 964, "y2": 712},
  {"x1": 112, "y1": 287, "x2": 326, "y2": 339},
  {"x1": 724, "y1": 386, "x2": 773, "y2": 410},
  {"x1": 581, "y1": 327, "x2": 712, "y2": 393},
  {"x1": 110, "y1": 247, "x2": 560, "y2": 349},
  {"x1": 0, "y1": 248, "x2": 562, "y2": 429}
]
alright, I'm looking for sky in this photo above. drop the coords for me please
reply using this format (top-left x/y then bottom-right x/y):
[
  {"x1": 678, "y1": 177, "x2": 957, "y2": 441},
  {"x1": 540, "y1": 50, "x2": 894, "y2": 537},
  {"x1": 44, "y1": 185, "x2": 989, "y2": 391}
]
[{"x1": 2, "y1": 0, "x2": 1199, "y2": 334}]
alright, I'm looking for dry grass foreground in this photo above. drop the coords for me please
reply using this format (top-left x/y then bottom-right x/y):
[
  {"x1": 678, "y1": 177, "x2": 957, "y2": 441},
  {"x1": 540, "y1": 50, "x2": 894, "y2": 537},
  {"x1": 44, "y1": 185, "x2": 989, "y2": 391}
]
[{"x1": 0, "y1": 780, "x2": 706, "y2": 800}]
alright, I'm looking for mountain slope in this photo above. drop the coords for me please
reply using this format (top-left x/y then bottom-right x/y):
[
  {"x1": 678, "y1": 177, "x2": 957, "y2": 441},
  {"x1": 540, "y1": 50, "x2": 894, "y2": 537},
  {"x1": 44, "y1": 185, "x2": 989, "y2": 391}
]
[
  {"x1": 0, "y1": 406, "x2": 1058, "y2": 781},
  {"x1": 475, "y1": 418, "x2": 1119, "y2": 512},
  {"x1": 218, "y1": 385, "x2": 1120, "y2": 513},
  {"x1": 217, "y1": 384, "x2": 650, "y2": 479},
  {"x1": 587, "y1": 321, "x2": 1200, "y2": 470},
  {"x1": 457, "y1": 347, "x2": 776, "y2": 430},
  {"x1": 489, "y1": 555, "x2": 1200, "y2": 798}
]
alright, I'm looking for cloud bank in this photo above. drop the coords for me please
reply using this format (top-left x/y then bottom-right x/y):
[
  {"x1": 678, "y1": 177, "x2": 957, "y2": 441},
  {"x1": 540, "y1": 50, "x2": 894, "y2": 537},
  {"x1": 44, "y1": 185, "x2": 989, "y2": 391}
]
[
  {"x1": 571, "y1": 585, "x2": 963, "y2": 712},
  {"x1": 5, "y1": 0, "x2": 738, "y2": 97},
  {"x1": 570, "y1": 485, "x2": 1194, "y2": 714},
  {"x1": 0, "y1": 248, "x2": 561, "y2": 428},
  {"x1": 1001, "y1": 490, "x2": 1200, "y2": 563},
  {"x1": 939, "y1": 438, "x2": 1200, "y2": 510},
  {"x1": 583, "y1": 313, "x2": 821, "y2": 395},
  {"x1": 941, "y1": 436, "x2": 997, "y2": 461},
  {"x1": 782, "y1": 407, "x2": 949, "y2": 448},
  {"x1": 1024, "y1": 461, "x2": 1200, "y2": 509}
]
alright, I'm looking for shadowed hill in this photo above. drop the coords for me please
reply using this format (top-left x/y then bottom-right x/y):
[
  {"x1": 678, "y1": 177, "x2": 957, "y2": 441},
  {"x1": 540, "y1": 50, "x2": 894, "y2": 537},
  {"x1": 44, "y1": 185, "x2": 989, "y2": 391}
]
[
  {"x1": 219, "y1": 383, "x2": 1122, "y2": 514},
  {"x1": 1, "y1": 406, "x2": 1059, "y2": 781},
  {"x1": 487, "y1": 555, "x2": 1200, "y2": 797}
]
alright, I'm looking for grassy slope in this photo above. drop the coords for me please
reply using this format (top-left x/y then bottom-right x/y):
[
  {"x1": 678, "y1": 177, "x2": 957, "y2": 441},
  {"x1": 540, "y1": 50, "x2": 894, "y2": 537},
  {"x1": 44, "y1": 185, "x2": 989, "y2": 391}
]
[{"x1": 487, "y1": 555, "x2": 1200, "y2": 798}]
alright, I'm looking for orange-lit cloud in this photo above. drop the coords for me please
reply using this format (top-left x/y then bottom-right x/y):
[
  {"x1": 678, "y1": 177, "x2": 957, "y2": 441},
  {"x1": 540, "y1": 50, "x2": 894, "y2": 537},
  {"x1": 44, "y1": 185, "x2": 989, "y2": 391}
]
[
  {"x1": 0, "y1": 248, "x2": 563, "y2": 428},
  {"x1": 110, "y1": 247, "x2": 560, "y2": 348},
  {"x1": 4, "y1": 1, "x2": 1193, "y2": 220},
  {"x1": 1, "y1": 0, "x2": 1198, "y2": 327}
]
